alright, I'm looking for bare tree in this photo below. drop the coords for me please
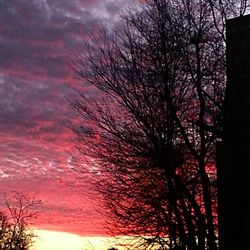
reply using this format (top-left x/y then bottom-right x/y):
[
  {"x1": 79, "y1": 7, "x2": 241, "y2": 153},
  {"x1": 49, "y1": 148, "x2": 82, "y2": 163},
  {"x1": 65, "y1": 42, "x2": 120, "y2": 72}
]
[
  {"x1": 73, "y1": 0, "x2": 249, "y2": 249},
  {"x1": 0, "y1": 192, "x2": 41, "y2": 250}
]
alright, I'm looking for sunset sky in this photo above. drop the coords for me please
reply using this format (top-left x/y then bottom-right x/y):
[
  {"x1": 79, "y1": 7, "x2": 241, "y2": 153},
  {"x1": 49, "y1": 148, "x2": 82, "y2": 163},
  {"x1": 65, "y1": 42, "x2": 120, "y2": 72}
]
[{"x1": 0, "y1": 0, "x2": 135, "y2": 249}]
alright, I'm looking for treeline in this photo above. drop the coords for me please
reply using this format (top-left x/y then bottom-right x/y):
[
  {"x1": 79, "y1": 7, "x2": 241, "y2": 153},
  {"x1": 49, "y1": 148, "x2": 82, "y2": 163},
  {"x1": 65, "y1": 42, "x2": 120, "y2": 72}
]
[{"x1": 0, "y1": 192, "x2": 40, "y2": 250}]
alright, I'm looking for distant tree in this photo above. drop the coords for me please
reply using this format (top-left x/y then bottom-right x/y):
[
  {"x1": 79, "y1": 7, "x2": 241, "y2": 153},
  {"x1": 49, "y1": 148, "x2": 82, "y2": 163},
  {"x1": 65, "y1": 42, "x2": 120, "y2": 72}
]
[
  {"x1": 74, "y1": 0, "x2": 249, "y2": 249},
  {"x1": 0, "y1": 192, "x2": 41, "y2": 250}
]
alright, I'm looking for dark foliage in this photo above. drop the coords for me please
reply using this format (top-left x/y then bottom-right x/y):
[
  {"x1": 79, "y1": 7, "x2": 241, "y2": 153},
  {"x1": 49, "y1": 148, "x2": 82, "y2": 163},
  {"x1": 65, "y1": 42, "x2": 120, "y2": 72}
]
[
  {"x1": 73, "y1": 0, "x2": 249, "y2": 249},
  {"x1": 0, "y1": 192, "x2": 40, "y2": 250}
]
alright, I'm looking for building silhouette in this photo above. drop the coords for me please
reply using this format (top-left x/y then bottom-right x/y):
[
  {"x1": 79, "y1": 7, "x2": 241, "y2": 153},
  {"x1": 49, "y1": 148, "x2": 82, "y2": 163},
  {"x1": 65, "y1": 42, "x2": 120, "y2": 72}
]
[{"x1": 217, "y1": 14, "x2": 250, "y2": 250}]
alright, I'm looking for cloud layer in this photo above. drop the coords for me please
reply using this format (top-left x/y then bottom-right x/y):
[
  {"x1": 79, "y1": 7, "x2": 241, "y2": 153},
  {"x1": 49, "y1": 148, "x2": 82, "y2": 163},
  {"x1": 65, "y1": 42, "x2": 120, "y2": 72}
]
[{"x1": 0, "y1": 0, "x2": 133, "y2": 235}]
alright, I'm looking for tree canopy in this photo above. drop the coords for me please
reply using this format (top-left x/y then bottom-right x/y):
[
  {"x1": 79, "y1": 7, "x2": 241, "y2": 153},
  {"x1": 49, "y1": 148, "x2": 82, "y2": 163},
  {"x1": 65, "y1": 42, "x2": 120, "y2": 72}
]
[
  {"x1": 74, "y1": 0, "x2": 249, "y2": 249},
  {"x1": 0, "y1": 192, "x2": 40, "y2": 250}
]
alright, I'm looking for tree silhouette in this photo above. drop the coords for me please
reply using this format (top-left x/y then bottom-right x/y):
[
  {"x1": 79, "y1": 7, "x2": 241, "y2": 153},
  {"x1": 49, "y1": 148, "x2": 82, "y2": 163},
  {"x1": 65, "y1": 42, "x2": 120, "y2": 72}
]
[
  {"x1": 0, "y1": 192, "x2": 40, "y2": 250},
  {"x1": 73, "y1": 0, "x2": 249, "y2": 249}
]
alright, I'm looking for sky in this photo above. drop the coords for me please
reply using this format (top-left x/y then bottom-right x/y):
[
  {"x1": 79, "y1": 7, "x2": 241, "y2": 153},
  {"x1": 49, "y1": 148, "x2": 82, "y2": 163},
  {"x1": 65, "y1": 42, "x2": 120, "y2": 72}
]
[
  {"x1": 32, "y1": 230, "x2": 136, "y2": 250},
  {"x1": 32, "y1": 230, "x2": 123, "y2": 250},
  {"x1": 0, "y1": 0, "x2": 135, "y2": 245}
]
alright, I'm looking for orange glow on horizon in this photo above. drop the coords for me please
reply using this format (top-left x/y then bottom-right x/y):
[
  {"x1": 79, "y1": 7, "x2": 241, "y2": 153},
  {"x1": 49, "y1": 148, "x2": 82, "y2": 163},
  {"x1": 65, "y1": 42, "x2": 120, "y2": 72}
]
[{"x1": 32, "y1": 229, "x2": 129, "y2": 250}]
